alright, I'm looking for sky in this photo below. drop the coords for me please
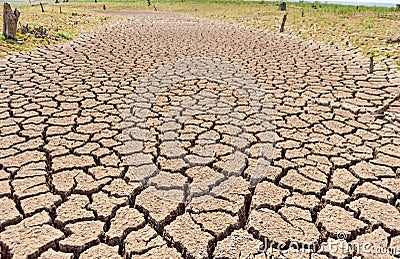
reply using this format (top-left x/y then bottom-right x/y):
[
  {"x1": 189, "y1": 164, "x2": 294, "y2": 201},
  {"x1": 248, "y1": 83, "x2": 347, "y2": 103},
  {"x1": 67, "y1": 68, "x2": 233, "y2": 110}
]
[
  {"x1": 328, "y1": 0, "x2": 398, "y2": 3},
  {"x1": 335, "y1": 0, "x2": 397, "y2": 2},
  {"x1": 264, "y1": 0, "x2": 399, "y2": 7}
]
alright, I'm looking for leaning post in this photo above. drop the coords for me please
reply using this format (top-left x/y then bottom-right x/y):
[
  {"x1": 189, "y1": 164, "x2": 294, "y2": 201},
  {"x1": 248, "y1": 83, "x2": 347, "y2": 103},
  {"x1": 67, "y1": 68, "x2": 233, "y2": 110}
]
[{"x1": 280, "y1": 14, "x2": 287, "y2": 33}]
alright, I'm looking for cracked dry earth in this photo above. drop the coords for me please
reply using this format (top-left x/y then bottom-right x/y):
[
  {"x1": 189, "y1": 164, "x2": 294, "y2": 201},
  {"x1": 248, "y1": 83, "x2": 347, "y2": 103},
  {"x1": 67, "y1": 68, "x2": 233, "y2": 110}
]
[{"x1": 0, "y1": 11, "x2": 400, "y2": 259}]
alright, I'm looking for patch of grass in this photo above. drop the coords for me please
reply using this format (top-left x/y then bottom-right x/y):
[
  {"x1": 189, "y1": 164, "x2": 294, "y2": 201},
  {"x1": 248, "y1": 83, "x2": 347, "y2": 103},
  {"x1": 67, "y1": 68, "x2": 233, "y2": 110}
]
[
  {"x1": 57, "y1": 31, "x2": 74, "y2": 39},
  {"x1": 0, "y1": 2, "x2": 115, "y2": 56}
]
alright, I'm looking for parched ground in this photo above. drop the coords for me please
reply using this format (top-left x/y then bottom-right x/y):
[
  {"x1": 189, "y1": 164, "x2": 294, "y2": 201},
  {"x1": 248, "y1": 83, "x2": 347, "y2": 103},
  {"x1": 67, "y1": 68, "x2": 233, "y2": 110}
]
[{"x1": 0, "y1": 11, "x2": 399, "y2": 259}]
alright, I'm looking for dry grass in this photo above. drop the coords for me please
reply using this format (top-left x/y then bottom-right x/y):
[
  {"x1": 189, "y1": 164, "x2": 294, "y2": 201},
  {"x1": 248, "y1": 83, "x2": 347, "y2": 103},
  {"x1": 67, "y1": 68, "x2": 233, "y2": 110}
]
[
  {"x1": 0, "y1": 2, "x2": 114, "y2": 57},
  {"x1": 1, "y1": 1, "x2": 400, "y2": 68}
]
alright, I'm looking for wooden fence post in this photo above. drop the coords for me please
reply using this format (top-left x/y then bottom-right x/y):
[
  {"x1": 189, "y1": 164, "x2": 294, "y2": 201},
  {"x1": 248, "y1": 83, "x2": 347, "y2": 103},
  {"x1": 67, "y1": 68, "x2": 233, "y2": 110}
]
[
  {"x1": 369, "y1": 56, "x2": 374, "y2": 74},
  {"x1": 280, "y1": 14, "x2": 287, "y2": 33},
  {"x1": 39, "y1": 2, "x2": 44, "y2": 12},
  {"x1": 3, "y1": 3, "x2": 20, "y2": 40}
]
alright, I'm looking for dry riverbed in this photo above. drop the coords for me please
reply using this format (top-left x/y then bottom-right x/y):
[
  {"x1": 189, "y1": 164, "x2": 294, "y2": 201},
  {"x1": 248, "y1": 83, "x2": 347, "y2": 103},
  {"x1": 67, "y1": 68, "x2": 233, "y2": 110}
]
[{"x1": 1, "y1": 1, "x2": 400, "y2": 69}]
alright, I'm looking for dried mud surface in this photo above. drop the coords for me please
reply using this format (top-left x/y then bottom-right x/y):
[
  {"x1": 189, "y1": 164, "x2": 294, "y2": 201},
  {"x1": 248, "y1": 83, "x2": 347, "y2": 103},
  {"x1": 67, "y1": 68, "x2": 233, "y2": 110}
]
[{"x1": 0, "y1": 11, "x2": 399, "y2": 259}]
